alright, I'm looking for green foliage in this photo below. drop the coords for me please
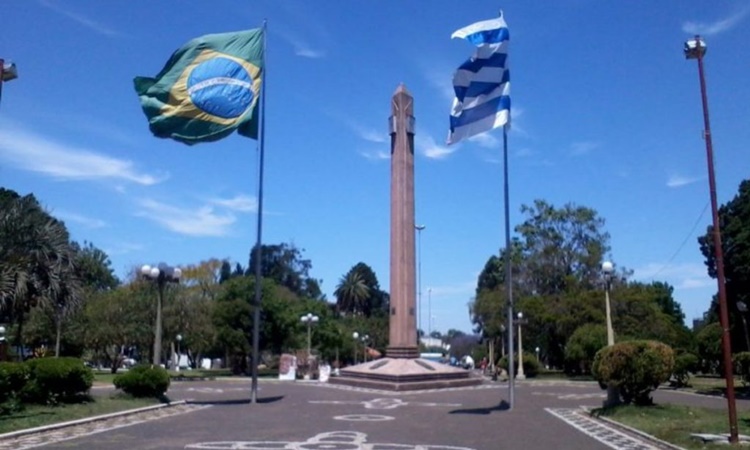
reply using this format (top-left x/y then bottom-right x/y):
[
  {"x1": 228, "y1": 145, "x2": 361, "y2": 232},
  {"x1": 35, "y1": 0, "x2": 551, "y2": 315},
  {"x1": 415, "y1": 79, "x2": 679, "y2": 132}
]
[
  {"x1": 498, "y1": 353, "x2": 541, "y2": 378},
  {"x1": 113, "y1": 364, "x2": 170, "y2": 398},
  {"x1": 671, "y1": 353, "x2": 699, "y2": 387},
  {"x1": 592, "y1": 340, "x2": 674, "y2": 406},
  {"x1": 733, "y1": 352, "x2": 750, "y2": 387},
  {"x1": 23, "y1": 357, "x2": 94, "y2": 404},
  {"x1": 248, "y1": 243, "x2": 322, "y2": 299},
  {"x1": 0, "y1": 362, "x2": 30, "y2": 412},
  {"x1": 564, "y1": 324, "x2": 607, "y2": 375},
  {"x1": 695, "y1": 322, "x2": 723, "y2": 374},
  {"x1": 698, "y1": 180, "x2": 750, "y2": 350}
]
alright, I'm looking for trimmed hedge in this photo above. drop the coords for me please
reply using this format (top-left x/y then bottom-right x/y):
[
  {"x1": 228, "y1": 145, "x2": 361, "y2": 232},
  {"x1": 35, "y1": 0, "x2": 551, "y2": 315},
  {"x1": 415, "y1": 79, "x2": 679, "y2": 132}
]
[
  {"x1": 114, "y1": 365, "x2": 170, "y2": 398},
  {"x1": 592, "y1": 340, "x2": 674, "y2": 406},
  {"x1": 671, "y1": 353, "x2": 699, "y2": 387},
  {"x1": 498, "y1": 353, "x2": 541, "y2": 378},
  {"x1": 23, "y1": 357, "x2": 94, "y2": 404}
]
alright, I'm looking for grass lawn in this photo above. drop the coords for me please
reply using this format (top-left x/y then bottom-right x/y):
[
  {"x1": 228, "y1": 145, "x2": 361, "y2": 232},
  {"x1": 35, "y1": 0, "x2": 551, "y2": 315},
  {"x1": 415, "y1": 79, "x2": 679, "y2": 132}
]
[
  {"x1": 594, "y1": 403, "x2": 750, "y2": 449},
  {"x1": 0, "y1": 394, "x2": 160, "y2": 435}
]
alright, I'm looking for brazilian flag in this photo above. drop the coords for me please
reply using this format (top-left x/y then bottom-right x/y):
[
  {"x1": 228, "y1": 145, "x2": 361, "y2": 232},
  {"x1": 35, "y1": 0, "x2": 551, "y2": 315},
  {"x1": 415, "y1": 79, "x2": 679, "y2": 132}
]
[{"x1": 134, "y1": 29, "x2": 263, "y2": 145}]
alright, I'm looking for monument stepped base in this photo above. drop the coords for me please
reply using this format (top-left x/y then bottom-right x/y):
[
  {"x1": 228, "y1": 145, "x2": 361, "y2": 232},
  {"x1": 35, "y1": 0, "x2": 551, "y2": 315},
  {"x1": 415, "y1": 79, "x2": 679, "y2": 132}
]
[{"x1": 329, "y1": 358, "x2": 482, "y2": 391}]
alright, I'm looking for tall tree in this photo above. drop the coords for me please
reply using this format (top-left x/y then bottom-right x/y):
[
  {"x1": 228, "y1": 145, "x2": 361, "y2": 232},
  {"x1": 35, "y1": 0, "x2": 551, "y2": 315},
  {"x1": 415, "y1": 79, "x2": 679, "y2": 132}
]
[
  {"x1": 334, "y1": 271, "x2": 369, "y2": 316},
  {"x1": 248, "y1": 243, "x2": 322, "y2": 299},
  {"x1": 0, "y1": 192, "x2": 77, "y2": 359},
  {"x1": 699, "y1": 179, "x2": 750, "y2": 350}
]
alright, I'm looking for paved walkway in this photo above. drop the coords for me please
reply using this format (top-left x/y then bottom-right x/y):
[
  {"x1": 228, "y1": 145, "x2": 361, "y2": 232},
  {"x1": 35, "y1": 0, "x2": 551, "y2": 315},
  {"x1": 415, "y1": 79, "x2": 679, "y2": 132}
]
[{"x1": 4, "y1": 378, "x2": 745, "y2": 449}]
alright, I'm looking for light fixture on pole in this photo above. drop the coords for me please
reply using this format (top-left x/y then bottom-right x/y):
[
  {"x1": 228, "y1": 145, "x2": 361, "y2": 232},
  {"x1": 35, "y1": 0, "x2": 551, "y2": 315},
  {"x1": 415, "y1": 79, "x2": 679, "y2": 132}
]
[
  {"x1": 602, "y1": 261, "x2": 615, "y2": 346},
  {"x1": 352, "y1": 331, "x2": 359, "y2": 364},
  {"x1": 175, "y1": 334, "x2": 183, "y2": 372},
  {"x1": 361, "y1": 334, "x2": 370, "y2": 362},
  {"x1": 415, "y1": 224, "x2": 426, "y2": 338},
  {"x1": 516, "y1": 312, "x2": 526, "y2": 380},
  {"x1": 737, "y1": 302, "x2": 750, "y2": 352},
  {"x1": 535, "y1": 346, "x2": 540, "y2": 363},
  {"x1": 0, "y1": 325, "x2": 6, "y2": 362},
  {"x1": 300, "y1": 313, "x2": 319, "y2": 361},
  {"x1": 685, "y1": 35, "x2": 738, "y2": 444},
  {"x1": 141, "y1": 263, "x2": 182, "y2": 367},
  {"x1": 601, "y1": 260, "x2": 619, "y2": 406}
]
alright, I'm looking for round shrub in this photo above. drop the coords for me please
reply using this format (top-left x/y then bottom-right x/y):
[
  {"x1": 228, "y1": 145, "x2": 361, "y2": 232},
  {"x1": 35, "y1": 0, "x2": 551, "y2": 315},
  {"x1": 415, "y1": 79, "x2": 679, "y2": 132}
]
[
  {"x1": 671, "y1": 353, "x2": 699, "y2": 387},
  {"x1": 733, "y1": 352, "x2": 750, "y2": 387},
  {"x1": 23, "y1": 357, "x2": 94, "y2": 404},
  {"x1": 0, "y1": 362, "x2": 30, "y2": 412},
  {"x1": 113, "y1": 365, "x2": 170, "y2": 398},
  {"x1": 592, "y1": 340, "x2": 674, "y2": 406},
  {"x1": 498, "y1": 353, "x2": 541, "y2": 378}
]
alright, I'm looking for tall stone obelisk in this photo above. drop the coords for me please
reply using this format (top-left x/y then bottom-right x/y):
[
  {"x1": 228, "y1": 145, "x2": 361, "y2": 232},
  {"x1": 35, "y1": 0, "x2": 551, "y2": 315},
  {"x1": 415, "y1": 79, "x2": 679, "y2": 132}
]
[
  {"x1": 329, "y1": 84, "x2": 479, "y2": 390},
  {"x1": 386, "y1": 84, "x2": 419, "y2": 359}
]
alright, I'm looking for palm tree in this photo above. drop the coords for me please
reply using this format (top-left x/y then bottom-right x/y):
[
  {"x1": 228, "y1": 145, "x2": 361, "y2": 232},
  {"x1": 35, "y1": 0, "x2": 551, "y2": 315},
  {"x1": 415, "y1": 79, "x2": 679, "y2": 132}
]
[
  {"x1": 0, "y1": 194, "x2": 76, "y2": 359},
  {"x1": 334, "y1": 271, "x2": 369, "y2": 316}
]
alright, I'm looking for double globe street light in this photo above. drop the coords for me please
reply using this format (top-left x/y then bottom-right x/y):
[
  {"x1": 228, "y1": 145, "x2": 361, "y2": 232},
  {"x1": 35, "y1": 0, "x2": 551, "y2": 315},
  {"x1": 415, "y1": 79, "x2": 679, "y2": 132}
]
[
  {"x1": 300, "y1": 313, "x2": 319, "y2": 374},
  {"x1": 141, "y1": 263, "x2": 181, "y2": 367}
]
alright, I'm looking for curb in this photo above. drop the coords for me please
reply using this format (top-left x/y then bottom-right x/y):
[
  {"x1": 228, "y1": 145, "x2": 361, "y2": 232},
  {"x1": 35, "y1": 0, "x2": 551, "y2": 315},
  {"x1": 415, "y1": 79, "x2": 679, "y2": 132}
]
[
  {"x1": 583, "y1": 408, "x2": 684, "y2": 450},
  {"x1": 0, "y1": 400, "x2": 186, "y2": 441}
]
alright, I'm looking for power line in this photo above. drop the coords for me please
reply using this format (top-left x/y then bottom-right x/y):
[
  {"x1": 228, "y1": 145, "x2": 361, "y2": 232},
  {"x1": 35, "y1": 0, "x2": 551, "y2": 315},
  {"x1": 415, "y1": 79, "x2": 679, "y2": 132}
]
[{"x1": 649, "y1": 202, "x2": 709, "y2": 280}]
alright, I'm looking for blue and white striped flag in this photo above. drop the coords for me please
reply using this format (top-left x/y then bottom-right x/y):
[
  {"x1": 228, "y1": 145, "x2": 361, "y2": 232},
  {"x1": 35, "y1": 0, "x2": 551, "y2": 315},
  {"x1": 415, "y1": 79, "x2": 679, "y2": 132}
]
[{"x1": 447, "y1": 14, "x2": 510, "y2": 145}]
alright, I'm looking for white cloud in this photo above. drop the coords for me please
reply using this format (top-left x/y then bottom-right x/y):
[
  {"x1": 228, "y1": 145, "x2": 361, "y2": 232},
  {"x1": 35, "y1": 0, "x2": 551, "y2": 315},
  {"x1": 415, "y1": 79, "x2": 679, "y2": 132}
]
[
  {"x1": 569, "y1": 141, "x2": 600, "y2": 156},
  {"x1": 424, "y1": 67, "x2": 456, "y2": 102},
  {"x1": 468, "y1": 132, "x2": 500, "y2": 148},
  {"x1": 209, "y1": 194, "x2": 258, "y2": 213},
  {"x1": 0, "y1": 123, "x2": 164, "y2": 185},
  {"x1": 137, "y1": 199, "x2": 236, "y2": 237},
  {"x1": 54, "y1": 210, "x2": 106, "y2": 229},
  {"x1": 667, "y1": 174, "x2": 702, "y2": 188},
  {"x1": 38, "y1": 0, "x2": 119, "y2": 37},
  {"x1": 632, "y1": 262, "x2": 713, "y2": 289},
  {"x1": 274, "y1": 28, "x2": 325, "y2": 59},
  {"x1": 682, "y1": 6, "x2": 750, "y2": 36},
  {"x1": 417, "y1": 134, "x2": 457, "y2": 160},
  {"x1": 346, "y1": 121, "x2": 387, "y2": 143},
  {"x1": 105, "y1": 242, "x2": 144, "y2": 256},
  {"x1": 360, "y1": 149, "x2": 390, "y2": 161}
]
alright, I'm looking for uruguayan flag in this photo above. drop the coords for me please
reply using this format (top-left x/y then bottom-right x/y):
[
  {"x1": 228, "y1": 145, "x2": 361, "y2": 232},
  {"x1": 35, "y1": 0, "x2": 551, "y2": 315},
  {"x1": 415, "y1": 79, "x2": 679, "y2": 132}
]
[{"x1": 447, "y1": 14, "x2": 510, "y2": 145}]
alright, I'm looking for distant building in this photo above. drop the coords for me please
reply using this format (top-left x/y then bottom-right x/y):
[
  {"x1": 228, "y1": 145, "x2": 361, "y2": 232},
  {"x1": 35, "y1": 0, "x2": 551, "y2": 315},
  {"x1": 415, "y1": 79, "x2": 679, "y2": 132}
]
[{"x1": 692, "y1": 318, "x2": 705, "y2": 331}]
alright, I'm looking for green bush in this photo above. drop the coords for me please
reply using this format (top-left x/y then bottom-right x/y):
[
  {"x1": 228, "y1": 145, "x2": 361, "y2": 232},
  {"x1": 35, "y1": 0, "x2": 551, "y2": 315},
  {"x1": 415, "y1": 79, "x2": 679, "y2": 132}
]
[
  {"x1": 23, "y1": 357, "x2": 94, "y2": 404},
  {"x1": 564, "y1": 324, "x2": 607, "y2": 375},
  {"x1": 671, "y1": 353, "x2": 699, "y2": 387},
  {"x1": 0, "y1": 362, "x2": 30, "y2": 413},
  {"x1": 114, "y1": 365, "x2": 170, "y2": 398},
  {"x1": 498, "y1": 353, "x2": 541, "y2": 378},
  {"x1": 592, "y1": 340, "x2": 674, "y2": 406},
  {"x1": 733, "y1": 352, "x2": 750, "y2": 387}
]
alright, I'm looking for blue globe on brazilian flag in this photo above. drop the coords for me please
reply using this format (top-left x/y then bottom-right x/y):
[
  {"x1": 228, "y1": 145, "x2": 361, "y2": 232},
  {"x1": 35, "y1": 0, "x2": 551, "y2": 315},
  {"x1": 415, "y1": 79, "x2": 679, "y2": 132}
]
[{"x1": 134, "y1": 29, "x2": 263, "y2": 145}]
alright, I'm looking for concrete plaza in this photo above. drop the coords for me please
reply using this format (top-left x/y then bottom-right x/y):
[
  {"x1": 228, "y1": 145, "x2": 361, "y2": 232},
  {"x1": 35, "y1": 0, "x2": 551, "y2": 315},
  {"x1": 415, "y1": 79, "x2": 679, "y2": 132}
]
[{"x1": 1, "y1": 378, "x2": 746, "y2": 449}]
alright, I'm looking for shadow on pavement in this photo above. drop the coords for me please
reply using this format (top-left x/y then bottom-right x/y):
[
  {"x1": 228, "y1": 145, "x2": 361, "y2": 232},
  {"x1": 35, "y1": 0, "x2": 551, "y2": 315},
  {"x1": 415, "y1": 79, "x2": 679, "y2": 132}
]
[
  {"x1": 449, "y1": 400, "x2": 510, "y2": 415},
  {"x1": 187, "y1": 395, "x2": 285, "y2": 405}
]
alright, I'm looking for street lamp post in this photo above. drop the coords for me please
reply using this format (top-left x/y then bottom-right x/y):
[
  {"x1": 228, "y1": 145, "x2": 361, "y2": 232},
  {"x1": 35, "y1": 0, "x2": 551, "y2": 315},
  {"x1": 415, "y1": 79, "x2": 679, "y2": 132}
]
[
  {"x1": 0, "y1": 326, "x2": 6, "y2": 362},
  {"x1": 602, "y1": 261, "x2": 619, "y2": 406},
  {"x1": 516, "y1": 312, "x2": 526, "y2": 380},
  {"x1": 141, "y1": 263, "x2": 181, "y2": 367},
  {"x1": 535, "y1": 346, "x2": 540, "y2": 363},
  {"x1": 737, "y1": 302, "x2": 750, "y2": 352},
  {"x1": 175, "y1": 334, "x2": 183, "y2": 372},
  {"x1": 352, "y1": 332, "x2": 359, "y2": 364},
  {"x1": 300, "y1": 313, "x2": 319, "y2": 378},
  {"x1": 361, "y1": 334, "x2": 370, "y2": 362},
  {"x1": 415, "y1": 224, "x2": 426, "y2": 337},
  {"x1": 685, "y1": 35, "x2": 738, "y2": 444},
  {"x1": 428, "y1": 288, "x2": 432, "y2": 338},
  {"x1": 602, "y1": 261, "x2": 615, "y2": 346}
]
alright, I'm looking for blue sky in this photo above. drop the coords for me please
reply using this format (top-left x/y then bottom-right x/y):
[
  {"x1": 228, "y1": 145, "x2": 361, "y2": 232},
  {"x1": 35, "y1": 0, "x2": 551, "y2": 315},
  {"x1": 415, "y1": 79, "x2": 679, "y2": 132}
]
[{"x1": 1, "y1": 1, "x2": 749, "y2": 334}]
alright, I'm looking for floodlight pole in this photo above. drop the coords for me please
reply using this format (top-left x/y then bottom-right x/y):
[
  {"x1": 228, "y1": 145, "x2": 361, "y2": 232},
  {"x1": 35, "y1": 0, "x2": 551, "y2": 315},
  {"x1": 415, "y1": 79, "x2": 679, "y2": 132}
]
[{"x1": 685, "y1": 34, "x2": 738, "y2": 444}]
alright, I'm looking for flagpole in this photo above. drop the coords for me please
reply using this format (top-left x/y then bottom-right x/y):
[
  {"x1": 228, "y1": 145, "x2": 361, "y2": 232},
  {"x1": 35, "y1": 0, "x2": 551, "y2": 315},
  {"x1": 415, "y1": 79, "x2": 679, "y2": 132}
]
[
  {"x1": 250, "y1": 19, "x2": 268, "y2": 405},
  {"x1": 503, "y1": 124, "x2": 515, "y2": 409}
]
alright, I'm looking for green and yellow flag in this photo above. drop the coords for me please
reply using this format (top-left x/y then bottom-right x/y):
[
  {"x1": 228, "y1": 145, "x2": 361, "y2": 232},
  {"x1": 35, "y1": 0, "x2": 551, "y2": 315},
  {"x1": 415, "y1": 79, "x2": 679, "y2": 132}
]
[{"x1": 134, "y1": 29, "x2": 263, "y2": 145}]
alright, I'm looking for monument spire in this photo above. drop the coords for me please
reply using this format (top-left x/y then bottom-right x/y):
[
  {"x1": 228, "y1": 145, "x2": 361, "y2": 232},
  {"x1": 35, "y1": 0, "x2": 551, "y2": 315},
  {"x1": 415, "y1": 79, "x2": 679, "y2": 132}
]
[{"x1": 387, "y1": 83, "x2": 418, "y2": 358}]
